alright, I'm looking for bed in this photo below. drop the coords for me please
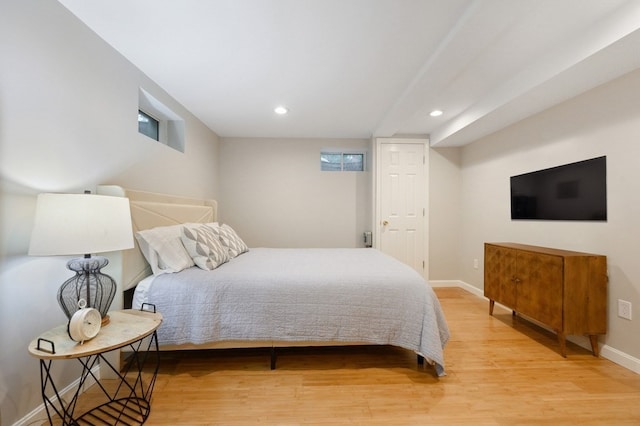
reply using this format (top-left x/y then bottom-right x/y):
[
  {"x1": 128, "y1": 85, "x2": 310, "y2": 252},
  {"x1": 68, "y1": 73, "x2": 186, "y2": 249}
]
[{"x1": 97, "y1": 186, "x2": 450, "y2": 376}]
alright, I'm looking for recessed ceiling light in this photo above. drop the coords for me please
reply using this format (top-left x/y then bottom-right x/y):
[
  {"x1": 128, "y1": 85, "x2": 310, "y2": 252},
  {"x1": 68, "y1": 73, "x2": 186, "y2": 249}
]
[
  {"x1": 274, "y1": 106, "x2": 288, "y2": 115},
  {"x1": 429, "y1": 110, "x2": 443, "y2": 117}
]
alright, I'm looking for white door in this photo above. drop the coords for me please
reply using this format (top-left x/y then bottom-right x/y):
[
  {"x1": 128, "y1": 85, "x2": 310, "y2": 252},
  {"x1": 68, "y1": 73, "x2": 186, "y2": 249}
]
[{"x1": 376, "y1": 139, "x2": 427, "y2": 276}]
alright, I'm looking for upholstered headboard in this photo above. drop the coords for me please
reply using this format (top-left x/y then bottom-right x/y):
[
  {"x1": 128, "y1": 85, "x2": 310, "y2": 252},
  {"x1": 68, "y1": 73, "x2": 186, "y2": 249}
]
[{"x1": 97, "y1": 185, "x2": 217, "y2": 291}]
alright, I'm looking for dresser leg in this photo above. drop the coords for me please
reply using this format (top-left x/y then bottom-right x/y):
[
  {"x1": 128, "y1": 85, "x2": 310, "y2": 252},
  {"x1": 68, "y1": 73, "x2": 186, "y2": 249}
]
[
  {"x1": 589, "y1": 335, "x2": 600, "y2": 357},
  {"x1": 489, "y1": 300, "x2": 495, "y2": 315},
  {"x1": 558, "y1": 332, "x2": 567, "y2": 357}
]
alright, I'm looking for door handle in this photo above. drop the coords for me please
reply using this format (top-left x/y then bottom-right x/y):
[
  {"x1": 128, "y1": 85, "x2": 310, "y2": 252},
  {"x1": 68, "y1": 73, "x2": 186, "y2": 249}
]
[{"x1": 382, "y1": 220, "x2": 389, "y2": 226}]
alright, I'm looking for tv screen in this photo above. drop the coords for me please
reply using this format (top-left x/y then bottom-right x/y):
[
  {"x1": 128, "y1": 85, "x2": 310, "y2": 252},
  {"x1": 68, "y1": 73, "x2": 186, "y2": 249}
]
[{"x1": 510, "y1": 156, "x2": 607, "y2": 221}]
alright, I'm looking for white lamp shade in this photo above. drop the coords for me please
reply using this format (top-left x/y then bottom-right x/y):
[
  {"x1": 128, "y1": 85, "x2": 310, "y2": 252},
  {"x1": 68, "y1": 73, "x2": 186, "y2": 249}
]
[{"x1": 29, "y1": 193, "x2": 134, "y2": 256}]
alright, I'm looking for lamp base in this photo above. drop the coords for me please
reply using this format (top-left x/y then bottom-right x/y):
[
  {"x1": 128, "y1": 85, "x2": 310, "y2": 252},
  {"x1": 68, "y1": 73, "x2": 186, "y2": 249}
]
[{"x1": 58, "y1": 255, "x2": 117, "y2": 322}]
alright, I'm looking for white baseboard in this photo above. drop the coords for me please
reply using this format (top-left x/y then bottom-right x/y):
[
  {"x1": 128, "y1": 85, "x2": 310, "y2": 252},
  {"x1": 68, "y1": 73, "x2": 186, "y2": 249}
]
[
  {"x1": 600, "y1": 345, "x2": 640, "y2": 374},
  {"x1": 429, "y1": 279, "x2": 640, "y2": 375},
  {"x1": 429, "y1": 279, "x2": 471, "y2": 289},
  {"x1": 14, "y1": 364, "x2": 101, "y2": 426}
]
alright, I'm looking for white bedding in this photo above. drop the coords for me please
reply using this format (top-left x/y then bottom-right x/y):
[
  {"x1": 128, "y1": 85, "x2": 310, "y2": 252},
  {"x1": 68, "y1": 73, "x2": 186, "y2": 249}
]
[{"x1": 133, "y1": 248, "x2": 450, "y2": 376}]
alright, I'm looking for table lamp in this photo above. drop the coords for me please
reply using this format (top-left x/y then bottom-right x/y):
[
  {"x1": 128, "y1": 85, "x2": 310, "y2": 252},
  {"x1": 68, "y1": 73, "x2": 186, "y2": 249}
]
[{"x1": 28, "y1": 192, "x2": 134, "y2": 325}]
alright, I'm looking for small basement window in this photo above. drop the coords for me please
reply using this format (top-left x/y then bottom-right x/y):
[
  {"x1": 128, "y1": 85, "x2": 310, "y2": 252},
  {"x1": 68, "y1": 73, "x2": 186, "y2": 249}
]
[
  {"x1": 138, "y1": 88, "x2": 185, "y2": 152},
  {"x1": 138, "y1": 110, "x2": 159, "y2": 141},
  {"x1": 321, "y1": 152, "x2": 365, "y2": 172}
]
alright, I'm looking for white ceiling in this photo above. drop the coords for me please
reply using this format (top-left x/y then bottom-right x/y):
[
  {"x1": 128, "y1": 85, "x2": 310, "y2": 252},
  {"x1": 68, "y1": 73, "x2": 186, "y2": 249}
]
[{"x1": 58, "y1": 0, "x2": 640, "y2": 146}]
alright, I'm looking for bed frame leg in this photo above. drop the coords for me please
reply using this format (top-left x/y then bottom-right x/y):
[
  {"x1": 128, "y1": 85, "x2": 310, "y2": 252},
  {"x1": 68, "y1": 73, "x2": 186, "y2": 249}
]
[
  {"x1": 417, "y1": 354, "x2": 425, "y2": 367},
  {"x1": 270, "y1": 347, "x2": 277, "y2": 370}
]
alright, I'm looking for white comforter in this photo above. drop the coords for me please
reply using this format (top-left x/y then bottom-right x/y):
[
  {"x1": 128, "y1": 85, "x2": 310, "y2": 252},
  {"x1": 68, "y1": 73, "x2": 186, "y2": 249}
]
[{"x1": 133, "y1": 248, "x2": 450, "y2": 376}]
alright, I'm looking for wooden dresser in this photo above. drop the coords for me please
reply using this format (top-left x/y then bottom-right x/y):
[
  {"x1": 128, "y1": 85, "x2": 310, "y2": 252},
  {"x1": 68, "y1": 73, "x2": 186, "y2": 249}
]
[{"x1": 484, "y1": 242, "x2": 607, "y2": 356}]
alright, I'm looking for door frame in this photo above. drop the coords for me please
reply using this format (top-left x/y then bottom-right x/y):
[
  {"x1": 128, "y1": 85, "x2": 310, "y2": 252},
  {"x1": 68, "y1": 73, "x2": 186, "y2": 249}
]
[{"x1": 373, "y1": 137, "x2": 430, "y2": 280}]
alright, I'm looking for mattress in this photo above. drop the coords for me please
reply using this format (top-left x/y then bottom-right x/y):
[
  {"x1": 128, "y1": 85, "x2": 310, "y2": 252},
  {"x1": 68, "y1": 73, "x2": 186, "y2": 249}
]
[{"x1": 133, "y1": 248, "x2": 450, "y2": 375}]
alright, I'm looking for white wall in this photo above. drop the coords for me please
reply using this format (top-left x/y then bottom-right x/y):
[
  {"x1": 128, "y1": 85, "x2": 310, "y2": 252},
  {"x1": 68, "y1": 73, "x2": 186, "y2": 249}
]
[
  {"x1": 428, "y1": 147, "x2": 462, "y2": 280},
  {"x1": 458, "y1": 68, "x2": 640, "y2": 361},
  {"x1": 0, "y1": 1, "x2": 220, "y2": 424},
  {"x1": 219, "y1": 137, "x2": 372, "y2": 248}
]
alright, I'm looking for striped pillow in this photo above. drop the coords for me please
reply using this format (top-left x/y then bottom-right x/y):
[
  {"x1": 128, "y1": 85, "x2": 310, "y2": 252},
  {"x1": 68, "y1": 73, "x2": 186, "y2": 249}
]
[
  {"x1": 216, "y1": 223, "x2": 249, "y2": 258},
  {"x1": 181, "y1": 224, "x2": 230, "y2": 270}
]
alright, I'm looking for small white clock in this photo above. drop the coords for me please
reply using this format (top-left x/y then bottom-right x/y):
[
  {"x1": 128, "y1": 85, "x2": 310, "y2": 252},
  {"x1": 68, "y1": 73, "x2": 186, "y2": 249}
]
[{"x1": 67, "y1": 299, "x2": 102, "y2": 343}]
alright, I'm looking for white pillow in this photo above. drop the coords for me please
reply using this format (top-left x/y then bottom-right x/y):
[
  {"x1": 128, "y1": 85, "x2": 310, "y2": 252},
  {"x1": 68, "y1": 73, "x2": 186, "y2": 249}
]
[
  {"x1": 135, "y1": 225, "x2": 195, "y2": 275},
  {"x1": 217, "y1": 223, "x2": 249, "y2": 258},
  {"x1": 181, "y1": 223, "x2": 230, "y2": 270}
]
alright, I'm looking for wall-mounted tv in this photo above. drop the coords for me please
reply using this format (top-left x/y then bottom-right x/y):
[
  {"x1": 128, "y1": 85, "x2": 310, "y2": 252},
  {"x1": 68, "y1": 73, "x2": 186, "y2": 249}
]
[{"x1": 510, "y1": 156, "x2": 607, "y2": 221}]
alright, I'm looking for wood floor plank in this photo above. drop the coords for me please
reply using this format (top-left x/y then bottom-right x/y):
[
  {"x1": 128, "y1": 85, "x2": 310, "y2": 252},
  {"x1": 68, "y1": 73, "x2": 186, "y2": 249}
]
[{"x1": 62, "y1": 288, "x2": 640, "y2": 425}]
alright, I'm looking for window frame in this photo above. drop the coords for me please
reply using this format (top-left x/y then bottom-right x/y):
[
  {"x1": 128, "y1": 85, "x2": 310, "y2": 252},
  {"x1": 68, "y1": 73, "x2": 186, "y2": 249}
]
[
  {"x1": 138, "y1": 87, "x2": 185, "y2": 152},
  {"x1": 138, "y1": 109, "x2": 160, "y2": 141},
  {"x1": 320, "y1": 151, "x2": 366, "y2": 172}
]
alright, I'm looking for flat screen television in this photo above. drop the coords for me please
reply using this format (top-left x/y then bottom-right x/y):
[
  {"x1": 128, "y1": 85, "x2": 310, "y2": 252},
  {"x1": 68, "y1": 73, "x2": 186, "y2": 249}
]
[{"x1": 510, "y1": 156, "x2": 607, "y2": 221}]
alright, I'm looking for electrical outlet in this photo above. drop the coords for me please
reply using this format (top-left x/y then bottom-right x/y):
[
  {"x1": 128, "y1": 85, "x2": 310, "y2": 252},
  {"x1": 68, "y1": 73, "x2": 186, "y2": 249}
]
[
  {"x1": 473, "y1": 259, "x2": 479, "y2": 269},
  {"x1": 618, "y1": 299, "x2": 632, "y2": 320}
]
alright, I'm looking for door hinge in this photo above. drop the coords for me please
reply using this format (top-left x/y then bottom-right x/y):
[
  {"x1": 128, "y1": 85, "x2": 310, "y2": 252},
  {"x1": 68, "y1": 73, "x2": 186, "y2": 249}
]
[{"x1": 422, "y1": 260, "x2": 425, "y2": 269}]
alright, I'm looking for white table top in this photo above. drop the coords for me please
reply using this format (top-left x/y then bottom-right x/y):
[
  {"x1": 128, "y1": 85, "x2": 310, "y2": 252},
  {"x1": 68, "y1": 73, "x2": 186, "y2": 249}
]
[{"x1": 28, "y1": 309, "x2": 163, "y2": 360}]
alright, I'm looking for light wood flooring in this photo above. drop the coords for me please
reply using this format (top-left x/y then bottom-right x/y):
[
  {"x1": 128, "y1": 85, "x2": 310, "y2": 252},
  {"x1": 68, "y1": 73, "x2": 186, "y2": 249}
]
[{"x1": 76, "y1": 287, "x2": 640, "y2": 425}]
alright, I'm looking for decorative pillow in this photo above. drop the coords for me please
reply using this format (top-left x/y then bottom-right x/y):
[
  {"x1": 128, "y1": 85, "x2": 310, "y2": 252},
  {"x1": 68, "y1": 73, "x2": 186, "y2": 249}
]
[
  {"x1": 181, "y1": 223, "x2": 230, "y2": 270},
  {"x1": 217, "y1": 223, "x2": 249, "y2": 258},
  {"x1": 135, "y1": 225, "x2": 195, "y2": 275}
]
